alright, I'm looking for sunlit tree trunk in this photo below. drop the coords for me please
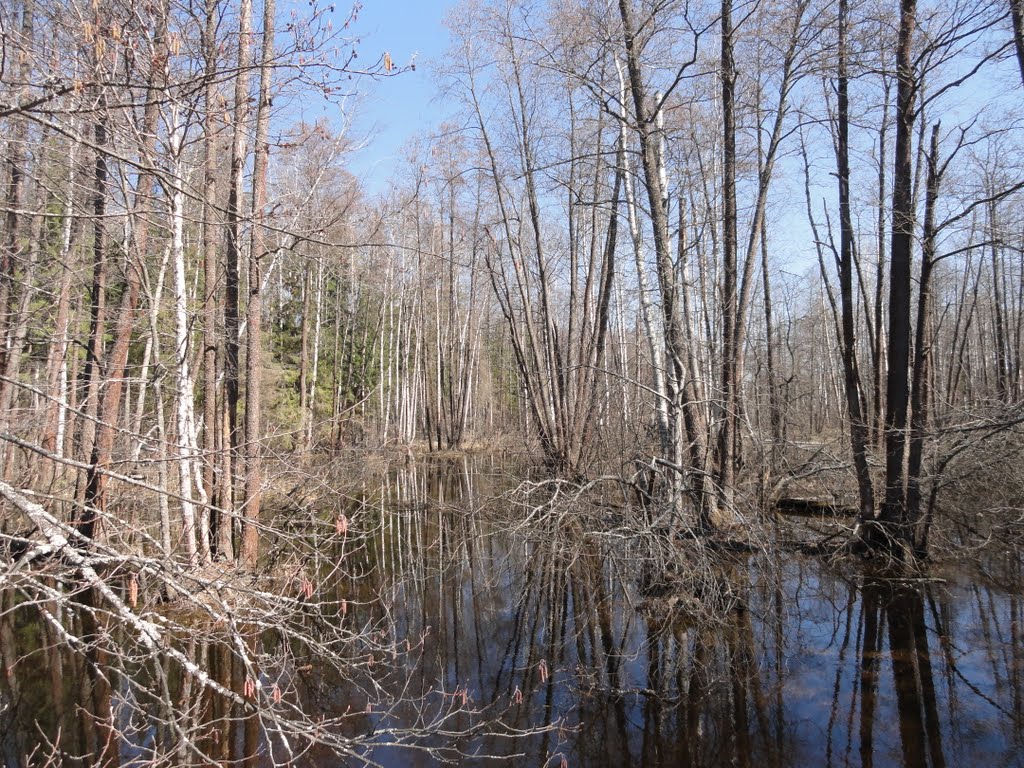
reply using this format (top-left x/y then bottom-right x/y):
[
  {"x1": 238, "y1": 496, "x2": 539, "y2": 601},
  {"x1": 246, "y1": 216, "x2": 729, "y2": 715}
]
[
  {"x1": 0, "y1": 0, "x2": 33, "y2": 383},
  {"x1": 618, "y1": 0, "x2": 711, "y2": 527},
  {"x1": 907, "y1": 123, "x2": 942, "y2": 554},
  {"x1": 224, "y1": 0, "x2": 252, "y2": 537},
  {"x1": 717, "y1": 0, "x2": 739, "y2": 513},
  {"x1": 202, "y1": 0, "x2": 231, "y2": 560},
  {"x1": 306, "y1": 255, "x2": 324, "y2": 450},
  {"x1": 240, "y1": 0, "x2": 276, "y2": 569},
  {"x1": 0, "y1": 124, "x2": 45, "y2": 480},
  {"x1": 74, "y1": 100, "x2": 109, "y2": 541},
  {"x1": 169, "y1": 109, "x2": 201, "y2": 563},
  {"x1": 84, "y1": 2, "x2": 165, "y2": 535},
  {"x1": 42, "y1": 133, "x2": 79, "y2": 473}
]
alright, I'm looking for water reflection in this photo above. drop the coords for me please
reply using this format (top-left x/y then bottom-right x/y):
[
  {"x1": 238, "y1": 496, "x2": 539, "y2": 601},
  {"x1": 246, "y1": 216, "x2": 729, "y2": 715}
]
[
  {"x1": 337, "y1": 458, "x2": 1024, "y2": 767},
  {"x1": 1, "y1": 457, "x2": 1022, "y2": 766}
]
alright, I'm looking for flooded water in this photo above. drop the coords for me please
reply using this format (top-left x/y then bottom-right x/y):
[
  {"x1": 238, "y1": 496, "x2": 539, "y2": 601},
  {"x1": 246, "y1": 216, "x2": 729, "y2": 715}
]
[
  {"x1": 2, "y1": 457, "x2": 1023, "y2": 766},
  {"x1": 331, "y1": 458, "x2": 1024, "y2": 767}
]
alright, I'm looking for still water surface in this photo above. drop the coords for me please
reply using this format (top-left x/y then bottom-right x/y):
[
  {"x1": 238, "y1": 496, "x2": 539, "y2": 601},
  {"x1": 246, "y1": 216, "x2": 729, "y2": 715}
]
[
  {"x1": 341, "y1": 458, "x2": 1024, "y2": 767},
  {"x1": 2, "y1": 456, "x2": 1022, "y2": 767}
]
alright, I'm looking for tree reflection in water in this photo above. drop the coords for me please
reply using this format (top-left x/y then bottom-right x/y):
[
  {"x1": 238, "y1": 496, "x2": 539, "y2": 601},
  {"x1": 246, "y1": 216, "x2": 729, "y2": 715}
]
[{"x1": 1, "y1": 458, "x2": 1022, "y2": 766}]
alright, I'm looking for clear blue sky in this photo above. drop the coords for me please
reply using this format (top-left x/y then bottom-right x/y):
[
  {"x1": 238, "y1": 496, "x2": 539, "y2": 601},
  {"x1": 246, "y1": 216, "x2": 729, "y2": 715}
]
[{"x1": 345, "y1": 0, "x2": 455, "y2": 195}]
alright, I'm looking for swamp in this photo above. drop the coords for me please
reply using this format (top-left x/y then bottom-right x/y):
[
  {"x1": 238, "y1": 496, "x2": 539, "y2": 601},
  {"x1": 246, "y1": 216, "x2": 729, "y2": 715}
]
[
  {"x1": 2, "y1": 0, "x2": 1024, "y2": 764},
  {"x1": 3, "y1": 457, "x2": 1023, "y2": 766}
]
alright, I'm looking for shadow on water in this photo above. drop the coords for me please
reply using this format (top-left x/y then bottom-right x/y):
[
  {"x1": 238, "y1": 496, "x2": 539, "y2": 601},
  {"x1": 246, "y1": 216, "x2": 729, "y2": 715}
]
[{"x1": 1, "y1": 456, "x2": 1023, "y2": 766}]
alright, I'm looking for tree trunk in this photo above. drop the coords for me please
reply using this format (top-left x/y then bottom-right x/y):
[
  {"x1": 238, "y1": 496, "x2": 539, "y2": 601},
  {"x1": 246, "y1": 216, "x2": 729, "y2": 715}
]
[
  {"x1": 170, "y1": 111, "x2": 201, "y2": 563},
  {"x1": 239, "y1": 0, "x2": 275, "y2": 569},
  {"x1": 837, "y1": 0, "x2": 877, "y2": 535},
  {"x1": 988, "y1": 202, "x2": 1010, "y2": 401},
  {"x1": 1010, "y1": 0, "x2": 1024, "y2": 88},
  {"x1": 42, "y1": 134, "x2": 79, "y2": 475},
  {"x1": 872, "y1": 80, "x2": 892, "y2": 450},
  {"x1": 84, "y1": 2, "x2": 165, "y2": 531},
  {"x1": 880, "y1": 0, "x2": 919, "y2": 555},
  {"x1": 74, "y1": 105, "x2": 109, "y2": 541},
  {"x1": 224, "y1": 0, "x2": 252, "y2": 540},
  {"x1": 616, "y1": 57, "x2": 671, "y2": 458},
  {"x1": 306, "y1": 256, "x2": 324, "y2": 450},
  {"x1": 618, "y1": 0, "x2": 711, "y2": 528},
  {"x1": 907, "y1": 123, "x2": 942, "y2": 556},
  {"x1": 203, "y1": 0, "x2": 231, "y2": 561},
  {"x1": 0, "y1": 0, "x2": 34, "y2": 380},
  {"x1": 718, "y1": 0, "x2": 739, "y2": 514}
]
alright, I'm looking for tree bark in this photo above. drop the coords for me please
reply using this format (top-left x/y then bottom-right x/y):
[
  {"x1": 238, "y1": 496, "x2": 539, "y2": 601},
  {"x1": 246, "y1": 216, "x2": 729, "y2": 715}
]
[
  {"x1": 718, "y1": 0, "x2": 739, "y2": 514},
  {"x1": 0, "y1": 0, "x2": 34, "y2": 380},
  {"x1": 239, "y1": 0, "x2": 276, "y2": 569},
  {"x1": 224, "y1": 0, "x2": 252, "y2": 539},
  {"x1": 170, "y1": 110, "x2": 201, "y2": 564},
  {"x1": 84, "y1": 2, "x2": 165, "y2": 533},
  {"x1": 907, "y1": 123, "x2": 941, "y2": 556},
  {"x1": 880, "y1": 0, "x2": 919, "y2": 554},
  {"x1": 74, "y1": 104, "x2": 109, "y2": 541},
  {"x1": 837, "y1": 0, "x2": 877, "y2": 535},
  {"x1": 1010, "y1": 0, "x2": 1024, "y2": 88},
  {"x1": 618, "y1": 0, "x2": 711, "y2": 528},
  {"x1": 203, "y1": 0, "x2": 231, "y2": 561}
]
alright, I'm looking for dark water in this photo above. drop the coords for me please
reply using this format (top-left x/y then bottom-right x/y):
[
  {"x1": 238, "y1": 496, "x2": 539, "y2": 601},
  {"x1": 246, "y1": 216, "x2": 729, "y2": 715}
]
[
  {"x1": 336, "y1": 459, "x2": 1024, "y2": 767},
  {"x1": 2, "y1": 457, "x2": 1023, "y2": 767}
]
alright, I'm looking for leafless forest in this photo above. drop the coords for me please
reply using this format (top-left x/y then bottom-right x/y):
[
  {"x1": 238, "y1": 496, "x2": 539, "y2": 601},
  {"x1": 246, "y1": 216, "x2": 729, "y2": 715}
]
[{"x1": 1, "y1": 0, "x2": 1023, "y2": 764}]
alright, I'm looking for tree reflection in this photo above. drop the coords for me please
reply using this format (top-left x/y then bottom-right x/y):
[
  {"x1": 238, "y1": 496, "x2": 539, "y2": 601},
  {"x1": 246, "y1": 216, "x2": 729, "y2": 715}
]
[
  {"x1": 856, "y1": 578, "x2": 973, "y2": 768},
  {"x1": 1, "y1": 459, "x2": 1022, "y2": 766}
]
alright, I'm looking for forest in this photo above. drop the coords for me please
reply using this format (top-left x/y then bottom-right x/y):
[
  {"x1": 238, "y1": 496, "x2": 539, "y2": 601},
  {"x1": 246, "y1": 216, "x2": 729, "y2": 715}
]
[{"x1": 0, "y1": 0, "x2": 1023, "y2": 764}]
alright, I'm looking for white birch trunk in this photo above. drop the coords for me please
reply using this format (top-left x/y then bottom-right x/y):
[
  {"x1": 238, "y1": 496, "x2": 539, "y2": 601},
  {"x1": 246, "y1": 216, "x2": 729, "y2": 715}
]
[
  {"x1": 306, "y1": 256, "x2": 324, "y2": 448},
  {"x1": 131, "y1": 246, "x2": 171, "y2": 463},
  {"x1": 53, "y1": 139, "x2": 78, "y2": 460},
  {"x1": 169, "y1": 114, "x2": 200, "y2": 562}
]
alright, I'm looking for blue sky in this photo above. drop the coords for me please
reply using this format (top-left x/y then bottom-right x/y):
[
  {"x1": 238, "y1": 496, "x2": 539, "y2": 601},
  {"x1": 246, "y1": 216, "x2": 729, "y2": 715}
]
[{"x1": 344, "y1": 0, "x2": 456, "y2": 195}]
